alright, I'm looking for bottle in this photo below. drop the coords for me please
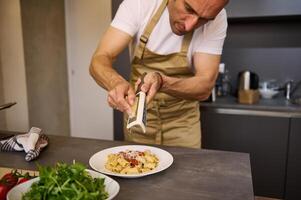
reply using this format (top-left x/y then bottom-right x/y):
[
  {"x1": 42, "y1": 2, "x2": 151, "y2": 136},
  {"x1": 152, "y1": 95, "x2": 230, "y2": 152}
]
[
  {"x1": 221, "y1": 69, "x2": 231, "y2": 96},
  {"x1": 216, "y1": 63, "x2": 225, "y2": 97}
]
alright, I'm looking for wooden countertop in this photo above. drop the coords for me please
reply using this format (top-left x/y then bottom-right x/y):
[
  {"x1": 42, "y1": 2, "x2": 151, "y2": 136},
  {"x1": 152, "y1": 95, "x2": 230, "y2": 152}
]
[{"x1": 0, "y1": 131, "x2": 254, "y2": 200}]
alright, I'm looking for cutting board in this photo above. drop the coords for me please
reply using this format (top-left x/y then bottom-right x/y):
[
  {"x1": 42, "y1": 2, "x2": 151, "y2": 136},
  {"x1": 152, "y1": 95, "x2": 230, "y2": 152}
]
[{"x1": 0, "y1": 167, "x2": 38, "y2": 178}]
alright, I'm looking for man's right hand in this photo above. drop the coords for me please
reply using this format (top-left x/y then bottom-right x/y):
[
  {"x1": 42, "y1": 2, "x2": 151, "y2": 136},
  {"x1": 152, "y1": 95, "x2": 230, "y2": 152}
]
[
  {"x1": 107, "y1": 81, "x2": 136, "y2": 116},
  {"x1": 89, "y1": 26, "x2": 136, "y2": 114}
]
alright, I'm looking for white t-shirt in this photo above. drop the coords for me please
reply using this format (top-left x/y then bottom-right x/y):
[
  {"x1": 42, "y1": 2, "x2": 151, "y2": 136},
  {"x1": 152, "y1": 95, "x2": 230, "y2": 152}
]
[{"x1": 111, "y1": 0, "x2": 227, "y2": 66}]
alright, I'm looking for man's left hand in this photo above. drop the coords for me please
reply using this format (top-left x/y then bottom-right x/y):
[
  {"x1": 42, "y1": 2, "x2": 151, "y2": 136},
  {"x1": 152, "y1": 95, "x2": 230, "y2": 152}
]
[{"x1": 135, "y1": 72, "x2": 163, "y2": 103}]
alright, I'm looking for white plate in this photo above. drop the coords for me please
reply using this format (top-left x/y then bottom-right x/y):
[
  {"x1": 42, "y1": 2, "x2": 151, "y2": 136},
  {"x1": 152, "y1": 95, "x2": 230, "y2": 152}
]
[
  {"x1": 7, "y1": 169, "x2": 119, "y2": 200},
  {"x1": 89, "y1": 145, "x2": 174, "y2": 178}
]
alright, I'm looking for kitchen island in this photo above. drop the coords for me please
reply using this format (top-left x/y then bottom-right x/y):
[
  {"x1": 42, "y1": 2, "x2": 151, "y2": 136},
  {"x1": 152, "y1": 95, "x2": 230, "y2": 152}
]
[{"x1": 0, "y1": 131, "x2": 253, "y2": 200}]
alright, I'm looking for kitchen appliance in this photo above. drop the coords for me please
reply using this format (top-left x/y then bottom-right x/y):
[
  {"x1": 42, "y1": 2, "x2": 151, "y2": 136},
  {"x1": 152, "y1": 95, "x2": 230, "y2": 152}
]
[
  {"x1": 238, "y1": 70, "x2": 259, "y2": 90},
  {"x1": 237, "y1": 70, "x2": 260, "y2": 104}
]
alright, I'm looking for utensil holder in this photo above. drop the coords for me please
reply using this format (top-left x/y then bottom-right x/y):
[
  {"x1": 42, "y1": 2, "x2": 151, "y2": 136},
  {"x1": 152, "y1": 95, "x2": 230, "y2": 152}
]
[{"x1": 238, "y1": 90, "x2": 260, "y2": 104}]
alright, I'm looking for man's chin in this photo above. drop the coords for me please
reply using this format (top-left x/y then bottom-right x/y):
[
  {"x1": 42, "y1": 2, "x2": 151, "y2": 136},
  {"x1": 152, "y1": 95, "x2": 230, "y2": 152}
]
[
  {"x1": 173, "y1": 31, "x2": 184, "y2": 36},
  {"x1": 171, "y1": 28, "x2": 185, "y2": 36}
]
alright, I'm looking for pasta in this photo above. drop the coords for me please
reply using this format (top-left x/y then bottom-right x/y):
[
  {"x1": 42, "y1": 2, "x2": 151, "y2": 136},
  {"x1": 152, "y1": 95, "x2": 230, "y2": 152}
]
[{"x1": 105, "y1": 150, "x2": 159, "y2": 174}]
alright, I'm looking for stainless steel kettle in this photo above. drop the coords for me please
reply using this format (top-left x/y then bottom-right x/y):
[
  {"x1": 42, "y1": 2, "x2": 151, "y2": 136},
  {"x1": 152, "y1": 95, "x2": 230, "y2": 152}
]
[{"x1": 238, "y1": 70, "x2": 259, "y2": 90}]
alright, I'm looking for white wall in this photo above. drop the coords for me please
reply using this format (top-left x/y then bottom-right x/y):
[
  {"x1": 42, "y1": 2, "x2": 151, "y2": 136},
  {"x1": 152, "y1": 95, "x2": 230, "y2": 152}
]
[
  {"x1": 65, "y1": 0, "x2": 113, "y2": 139},
  {"x1": 0, "y1": 0, "x2": 29, "y2": 131}
]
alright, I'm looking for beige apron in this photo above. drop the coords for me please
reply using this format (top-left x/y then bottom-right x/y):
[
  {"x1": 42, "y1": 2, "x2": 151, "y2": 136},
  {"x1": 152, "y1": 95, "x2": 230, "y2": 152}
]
[{"x1": 124, "y1": 0, "x2": 201, "y2": 148}]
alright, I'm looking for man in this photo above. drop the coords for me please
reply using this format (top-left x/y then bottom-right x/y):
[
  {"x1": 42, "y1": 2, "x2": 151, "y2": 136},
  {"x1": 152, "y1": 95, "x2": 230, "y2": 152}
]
[{"x1": 90, "y1": 0, "x2": 229, "y2": 148}]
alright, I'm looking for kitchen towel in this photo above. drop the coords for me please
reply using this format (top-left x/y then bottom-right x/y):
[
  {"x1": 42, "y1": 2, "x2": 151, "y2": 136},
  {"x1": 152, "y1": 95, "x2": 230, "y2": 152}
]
[{"x1": 0, "y1": 127, "x2": 49, "y2": 161}]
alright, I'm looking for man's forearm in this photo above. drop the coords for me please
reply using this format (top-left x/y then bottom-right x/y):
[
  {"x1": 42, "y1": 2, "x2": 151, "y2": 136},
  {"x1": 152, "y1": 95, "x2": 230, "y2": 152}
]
[
  {"x1": 89, "y1": 54, "x2": 127, "y2": 91},
  {"x1": 159, "y1": 52, "x2": 220, "y2": 101},
  {"x1": 160, "y1": 74, "x2": 217, "y2": 101}
]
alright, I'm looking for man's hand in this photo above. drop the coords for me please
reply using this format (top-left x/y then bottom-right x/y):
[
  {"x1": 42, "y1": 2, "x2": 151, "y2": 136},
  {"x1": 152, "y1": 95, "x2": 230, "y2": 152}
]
[
  {"x1": 135, "y1": 72, "x2": 163, "y2": 103},
  {"x1": 107, "y1": 81, "x2": 135, "y2": 115},
  {"x1": 89, "y1": 26, "x2": 135, "y2": 114}
]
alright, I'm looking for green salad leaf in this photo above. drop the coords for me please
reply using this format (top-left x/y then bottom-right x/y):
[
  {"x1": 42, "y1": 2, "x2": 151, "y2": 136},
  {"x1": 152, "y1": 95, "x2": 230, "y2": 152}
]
[{"x1": 22, "y1": 162, "x2": 108, "y2": 200}]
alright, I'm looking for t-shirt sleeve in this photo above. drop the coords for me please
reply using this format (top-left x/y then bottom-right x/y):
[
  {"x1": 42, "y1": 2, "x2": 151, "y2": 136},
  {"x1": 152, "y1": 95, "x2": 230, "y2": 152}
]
[
  {"x1": 196, "y1": 9, "x2": 228, "y2": 55},
  {"x1": 111, "y1": 0, "x2": 141, "y2": 36}
]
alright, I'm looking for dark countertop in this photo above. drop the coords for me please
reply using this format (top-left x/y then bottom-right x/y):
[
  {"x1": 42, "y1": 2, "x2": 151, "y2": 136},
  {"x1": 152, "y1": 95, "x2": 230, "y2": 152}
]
[
  {"x1": 0, "y1": 131, "x2": 254, "y2": 200},
  {"x1": 200, "y1": 96, "x2": 301, "y2": 117}
]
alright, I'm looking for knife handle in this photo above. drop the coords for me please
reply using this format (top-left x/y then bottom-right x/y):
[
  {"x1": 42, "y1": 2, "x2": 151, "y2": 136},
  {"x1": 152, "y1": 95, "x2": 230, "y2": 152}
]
[{"x1": 0, "y1": 102, "x2": 17, "y2": 111}]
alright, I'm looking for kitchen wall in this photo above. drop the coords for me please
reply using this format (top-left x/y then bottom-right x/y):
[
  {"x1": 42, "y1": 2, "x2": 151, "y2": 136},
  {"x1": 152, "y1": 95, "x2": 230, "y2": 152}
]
[
  {"x1": 65, "y1": 0, "x2": 113, "y2": 140},
  {"x1": 226, "y1": 0, "x2": 301, "y2": 17},
  {"x1": 0, "y1": 0, "x2": 113, "y2": 139},
  {"x1": 20, "y1": 0, "x2": 70, "y2": 136},
  {"x1": 0, "y1": 51, "x2": 5, "y2": 128},
  {"x1": 222, "y1": 18, "x2": 301, "y2": 93},
  {"x1": 0, "y1": 0, "x2": 29, "y2": 132},
  {"x1": 222, "y1": 0, "x2": 301, "y2": 94}
]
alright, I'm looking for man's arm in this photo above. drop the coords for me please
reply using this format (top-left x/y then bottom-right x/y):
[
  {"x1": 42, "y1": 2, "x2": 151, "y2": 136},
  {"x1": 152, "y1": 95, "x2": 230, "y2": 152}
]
[
  {"x1": 158, "y1": 53, "x2": 220, "y2": 101},
  {"x1": 89, "y1": 26, "x2": 135, "y2": 114}
]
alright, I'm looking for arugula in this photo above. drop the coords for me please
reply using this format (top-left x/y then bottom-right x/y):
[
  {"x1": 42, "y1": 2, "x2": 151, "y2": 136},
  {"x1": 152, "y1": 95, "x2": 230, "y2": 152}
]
[{"x1": 22, "y1": 162, "x2": 108, "y2": 200}]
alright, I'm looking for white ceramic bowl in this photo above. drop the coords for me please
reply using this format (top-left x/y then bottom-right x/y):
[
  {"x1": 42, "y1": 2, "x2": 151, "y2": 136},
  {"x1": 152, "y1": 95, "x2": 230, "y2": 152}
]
[
  {"x1": 259, "y1": 88, "x2": 279, "y2": 99},
  {"x1": 7, "y1": 169, "x2": 119, "y2": 200}
]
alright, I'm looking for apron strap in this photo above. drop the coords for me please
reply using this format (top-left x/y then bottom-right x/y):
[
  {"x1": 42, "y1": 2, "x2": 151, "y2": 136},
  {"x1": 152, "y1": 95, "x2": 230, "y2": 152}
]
[
  {"x1": 134, "y1": 0, "x2": 168, "y2": 60},
  {"x1": 180, "y1": 31, "x2": 194, "y2": 54}
]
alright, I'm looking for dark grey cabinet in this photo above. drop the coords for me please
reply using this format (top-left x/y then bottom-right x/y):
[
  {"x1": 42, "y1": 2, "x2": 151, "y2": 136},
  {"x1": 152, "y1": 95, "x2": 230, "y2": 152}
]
[
  {"x1": 226, "y1": 0, "x2": 301, "y2": 18},
  {"x1": 285, "y1": 117, "x2": 301, "y2": 200},
  {"x1": 201, "y1": 111, "x2": 290, "y2": 199}
]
